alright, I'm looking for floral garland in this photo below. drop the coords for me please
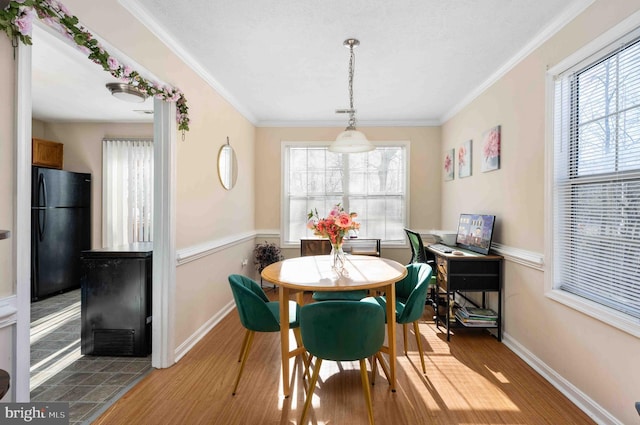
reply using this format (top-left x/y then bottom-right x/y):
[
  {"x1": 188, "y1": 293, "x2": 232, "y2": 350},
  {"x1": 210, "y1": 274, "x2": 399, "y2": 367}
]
[{"x1": 0, "y1": 0, "x2": 190, "y2": 133}]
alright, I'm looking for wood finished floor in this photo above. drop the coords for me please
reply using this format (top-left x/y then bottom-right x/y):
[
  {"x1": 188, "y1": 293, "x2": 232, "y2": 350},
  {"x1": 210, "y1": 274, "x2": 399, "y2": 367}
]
[{"x1": 94, "y1": 292, "x2": 595, "y2": 425}]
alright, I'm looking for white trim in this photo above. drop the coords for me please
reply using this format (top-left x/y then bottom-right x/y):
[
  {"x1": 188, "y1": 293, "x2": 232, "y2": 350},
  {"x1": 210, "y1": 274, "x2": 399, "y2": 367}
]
[
  {"x1": 15, "y1": 41, "x2": 33, "y2": 402},
  {"x1": 0, "y1": 295, "x2": 17, "y2": 329},
  {"x1": 174, "y1": 300, "x2": 236, "y2": 362},
  {"x1": 176, "y1": 231, "x2": 257, "y2": 266},
  {"x1": 257, "y1": 119, "x2": 439, "y2": 128},
  {"x1": 119, "y1": 0, "x2": 257, "y2": 125},
  {"x1": 490, "y1": 243, "x2": 544, "y2": 271},
  {"x1": 547, "y1": 9, "x2": 640, "y2": 76},
  {"x1": 545, "y1": 290, "x2": 640, "y2": 339},
  {"x1": 544, "y1": 10, "x2": 640, "y2": 340},
  {"x1": 502, "y1": 332, "x2": 623, "y2": 425},
  {"x1": 151, "y1": 99, "x2": 177, "y2": 369},
  {"x1": 255, "y1": 229, "x2": 280, "y2": 239},
  {"x1": 440, "y1": 0, "x2": 595, "y2": 124}
]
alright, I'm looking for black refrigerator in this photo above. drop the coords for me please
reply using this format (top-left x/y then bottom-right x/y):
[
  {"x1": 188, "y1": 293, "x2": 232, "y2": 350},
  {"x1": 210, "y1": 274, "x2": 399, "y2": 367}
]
[{"x1": 31, "y1": 166, "x2": 91, "y2": 301}]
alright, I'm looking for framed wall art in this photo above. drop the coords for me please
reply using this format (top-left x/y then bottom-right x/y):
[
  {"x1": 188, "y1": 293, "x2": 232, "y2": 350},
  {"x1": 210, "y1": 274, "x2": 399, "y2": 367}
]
[
  {"x1": 458, "y1": 139, "x2": 472, "y2": 178},
  {"x1": 481, "y1": 125, "x2": 501, "y2": 172},
  {"x1": 444, "y1": 148, "x2": 454, "y2": 181}
]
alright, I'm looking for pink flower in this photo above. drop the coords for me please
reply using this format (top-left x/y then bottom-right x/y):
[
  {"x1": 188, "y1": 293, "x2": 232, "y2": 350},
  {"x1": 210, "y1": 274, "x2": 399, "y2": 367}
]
[
  {"x1": 306, "y1": 204, "x2": 360, "y2": 244},
  {"x1": 335, "y1": 212, "x2": 353, "y2": 228},
  {"x1": 123, "y1": 65, "x2": 133, "y2": 77},
  {"x1": 107, "y1": 56, "x2": 119, "y2": 71},
  {"x1": 14, "y1": 7, "x2": 36, "y2": 36},
  {"x1": 458, "y1": 146, "x2": 466, "y2": 166},
  {"x1": 444, "y1": 153, "x2": 452, "y2": 173},
  {"x1": 483, "y1": 128, "x2": 500, "y2": 158}
]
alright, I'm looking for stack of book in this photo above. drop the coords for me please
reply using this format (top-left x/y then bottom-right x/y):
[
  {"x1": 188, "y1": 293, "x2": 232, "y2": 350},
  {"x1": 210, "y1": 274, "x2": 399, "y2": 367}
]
[{"x1": 455, "y1": 306, "x2": 498, "y2": 327}]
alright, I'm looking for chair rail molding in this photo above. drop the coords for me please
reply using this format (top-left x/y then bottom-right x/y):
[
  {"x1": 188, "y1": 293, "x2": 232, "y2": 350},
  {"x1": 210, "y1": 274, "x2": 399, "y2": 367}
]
[
  {"x1": 176, "y1": 231, "x2": 257, "y2": 266},
  {"x1": 0, "y1": 295, "x2": 17, "y2": 329}
]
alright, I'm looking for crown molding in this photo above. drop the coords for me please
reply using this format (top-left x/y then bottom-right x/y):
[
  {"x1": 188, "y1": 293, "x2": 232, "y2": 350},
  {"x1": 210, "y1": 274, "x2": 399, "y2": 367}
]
[
  {"x1": 257, "y1": 119, "x2": 440, "y2": 128},
  {"x1": 439, "y1": 0, "x2": 595, "y2": 124},
  {"x1": 119, "y1": 0, "x2": 258, "y2": 125}
]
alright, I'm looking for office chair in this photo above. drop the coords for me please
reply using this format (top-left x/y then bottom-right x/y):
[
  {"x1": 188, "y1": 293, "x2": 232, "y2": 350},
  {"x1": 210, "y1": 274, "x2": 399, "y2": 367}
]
[
  {"x1": 404, "y1": 228, "x2": 436, "y2": 266},
  {"x1": 228, "y1": 274, "x2": 303, "y2": 395},
  {"x1": 362, "y1": 262, "x2": 433, "y2": 374},
  {"x1": 299, "y1": 300, "x2": 385, "y2": 425}
]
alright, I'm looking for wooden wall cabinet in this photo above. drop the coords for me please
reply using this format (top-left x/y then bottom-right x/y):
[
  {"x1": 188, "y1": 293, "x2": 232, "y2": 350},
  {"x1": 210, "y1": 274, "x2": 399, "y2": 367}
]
[{"x1": 32, "y1": 138, "x2": 63, "y2": 169}]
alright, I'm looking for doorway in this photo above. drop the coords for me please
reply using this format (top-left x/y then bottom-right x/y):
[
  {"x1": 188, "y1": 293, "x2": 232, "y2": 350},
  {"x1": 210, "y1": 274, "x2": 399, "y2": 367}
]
[{"x1": 14, "y1": 20, "x2": 177, "y2": 404}]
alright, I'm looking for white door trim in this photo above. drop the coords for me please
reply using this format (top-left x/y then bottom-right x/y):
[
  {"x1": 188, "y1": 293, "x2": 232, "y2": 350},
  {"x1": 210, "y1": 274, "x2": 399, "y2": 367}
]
[{"x1": 15, "y1": 35, "x2": 176, "y2": 400}]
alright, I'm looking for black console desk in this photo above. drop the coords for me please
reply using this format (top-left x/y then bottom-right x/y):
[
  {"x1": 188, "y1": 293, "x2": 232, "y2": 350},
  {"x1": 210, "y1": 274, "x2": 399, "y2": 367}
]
[{"x1": 427, "y1": 246, "x2": 503, "y2": 341}]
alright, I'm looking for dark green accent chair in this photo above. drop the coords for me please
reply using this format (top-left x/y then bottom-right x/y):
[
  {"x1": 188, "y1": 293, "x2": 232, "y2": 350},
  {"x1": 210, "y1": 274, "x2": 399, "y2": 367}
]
[
  {"x1": 362, "y1": 262, "x2": 433, "y2": 374},
  {"x1": 299, "y1": 301, "x2": 385, "y2": 425},
  {"x1": 228, "y1": 274, "x2": 303, "y2": 395},
  {"x1": 311, "y1": 290, "x2": 368, "y2": 301}
]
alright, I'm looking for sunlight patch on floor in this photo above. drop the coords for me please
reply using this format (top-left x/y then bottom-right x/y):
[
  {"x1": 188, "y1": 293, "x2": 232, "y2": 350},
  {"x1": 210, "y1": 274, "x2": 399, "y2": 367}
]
[
  {"x1": 30, "y1": 339, "x2": 82, "y2": 390},
  {"x1": 30, "y1": 301, "x2": 81, "y2": 344}
]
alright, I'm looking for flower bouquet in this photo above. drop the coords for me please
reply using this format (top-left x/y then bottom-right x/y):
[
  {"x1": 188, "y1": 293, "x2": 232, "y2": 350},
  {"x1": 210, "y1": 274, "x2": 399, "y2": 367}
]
[{"x1": 307, "y1": 204, "x2": 360, "y2": 271}]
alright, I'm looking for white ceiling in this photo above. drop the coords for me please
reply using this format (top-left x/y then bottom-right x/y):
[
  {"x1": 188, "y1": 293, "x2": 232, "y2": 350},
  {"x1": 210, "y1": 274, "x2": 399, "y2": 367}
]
[{"x1": 32, "y1": 0, "x2": 593, "y2": 126}]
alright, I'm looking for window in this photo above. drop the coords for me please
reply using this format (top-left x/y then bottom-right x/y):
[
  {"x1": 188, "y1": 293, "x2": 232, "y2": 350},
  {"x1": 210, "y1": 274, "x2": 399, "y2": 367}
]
[
  {"x1": 282, "y1": 142, "x2": 408, "y2": 245},
  {"x1": 550, "y1": 29, "x2": 640, "y2": 323},
  {"x1": 102, "y1": 138, "x2": 153, "y2": 247}
]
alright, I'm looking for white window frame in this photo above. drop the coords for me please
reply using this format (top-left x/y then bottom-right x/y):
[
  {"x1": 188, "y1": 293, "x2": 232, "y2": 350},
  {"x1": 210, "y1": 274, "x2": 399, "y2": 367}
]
[
  {"x1": 280, "y1": 140, "x2": 411, "y2": 248},
  {"x1": 545, "y1": 12, "x2": 640, "y2": 338}
]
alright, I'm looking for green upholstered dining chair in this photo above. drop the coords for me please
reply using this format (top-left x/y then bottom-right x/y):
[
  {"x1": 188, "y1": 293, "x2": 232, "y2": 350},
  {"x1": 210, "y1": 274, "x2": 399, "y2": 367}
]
[
  {"x1": 311, "y1": 289, "x2": 368, "y2": 301},
  {"x1": 299, "y1": 300, "x2": 385, "y2": 425},
  {"x1": 362, "y1": 262, "x2": 433, "y2": 374},
  {"x1": 228, "y1": 274, "x2": 303, "y2": 396}
]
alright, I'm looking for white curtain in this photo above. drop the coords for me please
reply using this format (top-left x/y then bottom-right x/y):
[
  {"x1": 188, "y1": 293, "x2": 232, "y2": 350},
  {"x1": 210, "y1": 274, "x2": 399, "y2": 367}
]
[{"x1": 102, "y1": 139, "x2": 153, "y2": 247}]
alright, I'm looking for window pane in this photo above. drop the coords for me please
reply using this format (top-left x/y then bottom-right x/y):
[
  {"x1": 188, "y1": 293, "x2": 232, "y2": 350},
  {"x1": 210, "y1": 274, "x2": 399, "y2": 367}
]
[{"x1": 284, "y1": 144, "x2": 407, "y2": 243}]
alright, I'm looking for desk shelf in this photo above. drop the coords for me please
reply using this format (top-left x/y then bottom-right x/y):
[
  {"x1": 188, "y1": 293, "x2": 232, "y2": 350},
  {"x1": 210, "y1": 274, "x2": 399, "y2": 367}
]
[{"x1": 427, "y1": 247, "x2": 503, "y2": 341}]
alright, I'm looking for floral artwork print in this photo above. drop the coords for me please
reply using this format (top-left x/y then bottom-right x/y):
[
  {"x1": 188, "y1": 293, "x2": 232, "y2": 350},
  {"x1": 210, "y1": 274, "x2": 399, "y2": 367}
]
[
  {"x1": 458, "y1": 140, "x2": 472, "y2": 178},
  {"x1": 481, "y1": 125, "x2": 501, "y2": 172},
  {"x1": 444, "y1": 148, "x2": 454, "y2": 181}
]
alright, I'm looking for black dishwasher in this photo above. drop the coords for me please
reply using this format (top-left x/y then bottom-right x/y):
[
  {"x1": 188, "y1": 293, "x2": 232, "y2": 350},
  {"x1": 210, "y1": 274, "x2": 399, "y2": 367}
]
[{"x1": 80, "y1": 242, "x2": 152, "y2": 356}]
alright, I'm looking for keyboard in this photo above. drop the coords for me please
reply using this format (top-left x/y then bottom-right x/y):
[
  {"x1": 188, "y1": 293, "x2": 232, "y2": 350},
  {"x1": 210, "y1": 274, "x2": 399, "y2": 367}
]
[{"x1": 429, "y1": 243, "x2": 454, "y2": 253}]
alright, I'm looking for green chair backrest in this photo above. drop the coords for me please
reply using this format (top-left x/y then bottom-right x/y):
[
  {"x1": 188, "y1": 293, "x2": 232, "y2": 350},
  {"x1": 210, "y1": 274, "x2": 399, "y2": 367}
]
[
  {"x1": 228, "y1": 274, "x2": 280, "y2": 332},
  {"x1": 395, "y1": 263, "x2": 433, "y2": 325},
  {"x1": 300, "y1": 301, "x2": 385, "y2": 361}
]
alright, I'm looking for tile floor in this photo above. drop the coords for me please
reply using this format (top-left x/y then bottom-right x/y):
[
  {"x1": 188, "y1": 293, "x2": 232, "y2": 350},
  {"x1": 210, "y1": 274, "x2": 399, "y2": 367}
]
[{"x1": 30, "y1": 289, "x2": 151, "y2": 424}]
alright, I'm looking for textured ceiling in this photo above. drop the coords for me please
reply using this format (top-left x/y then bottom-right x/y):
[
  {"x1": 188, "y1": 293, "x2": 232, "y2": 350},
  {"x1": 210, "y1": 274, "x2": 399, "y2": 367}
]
[{"x1": 32, "y1": 0, "x2": 593, "y2": 126}]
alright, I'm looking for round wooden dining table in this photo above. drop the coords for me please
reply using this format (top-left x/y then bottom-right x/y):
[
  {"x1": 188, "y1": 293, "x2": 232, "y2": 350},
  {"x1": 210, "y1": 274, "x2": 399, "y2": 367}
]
[{"x1": 261, "y1": 254, "x2": 407, "y2": 397}]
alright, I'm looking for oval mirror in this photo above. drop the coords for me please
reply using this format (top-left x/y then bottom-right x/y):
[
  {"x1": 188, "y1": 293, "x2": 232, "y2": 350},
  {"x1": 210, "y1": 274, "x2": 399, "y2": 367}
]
[{"x1": 218, "y1": 143, "x2": 238, "y2": 190}]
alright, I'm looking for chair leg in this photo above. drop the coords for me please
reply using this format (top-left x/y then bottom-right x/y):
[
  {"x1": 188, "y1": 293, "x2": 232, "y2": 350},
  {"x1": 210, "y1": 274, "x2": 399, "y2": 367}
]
[
  {"x1": 300, "y1": 358, "x2": 323, "y2": 424},
  {"x1": 293, "y1": 328, "x2": 312, "y2": 380},
  {"x1": 359, "y1": 359, "x2": 375, "y2": 425},
  {"x1": 370, "y1": 355, "x2": 377, "y2": 385},
  {"x1": 413, "y1": 321, "x2": 426, "y2": 374},
  {"x1": 237, "y1": 329, "x2": 250, "y2": 362},
  {"x1": 232, "y1": 331, "x2": 255, "y2": 395},
  {"x1": 374, "y1": 352, "x2": 390, "y2": 385},
  {"x1": 402, "y1": 323, "x2": 408, "y2": 356}
]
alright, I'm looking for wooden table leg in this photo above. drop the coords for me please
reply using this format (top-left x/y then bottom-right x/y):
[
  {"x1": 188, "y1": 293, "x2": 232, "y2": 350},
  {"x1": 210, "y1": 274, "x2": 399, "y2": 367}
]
[
  {"x1": 279, "y1": 286, "x2": 291, "y2": 397},
  {"x1": 386, "y1": 282, "x2": 397, "y2": 392}
]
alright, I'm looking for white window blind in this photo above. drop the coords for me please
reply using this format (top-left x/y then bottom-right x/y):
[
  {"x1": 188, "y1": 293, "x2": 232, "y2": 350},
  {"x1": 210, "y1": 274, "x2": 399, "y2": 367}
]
[
  {"x1": 282, "y1": 143, "x2": 408, "y2": 245},
  {"x1": 102, "y1": 138, "x2": 154, "y2": 247},
  {"x1": 552, "y1": 35, "x2": 640, "y2": 319}
]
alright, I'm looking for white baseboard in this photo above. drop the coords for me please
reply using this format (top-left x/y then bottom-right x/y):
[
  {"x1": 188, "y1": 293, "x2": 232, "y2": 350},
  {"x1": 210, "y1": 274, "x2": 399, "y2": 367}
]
[
  {"x1": 174, "y1": 300, "x2": 236, "y2": 362},
  {"x1": 502, "y1": 332, "x2": 622, "y2": 425}
]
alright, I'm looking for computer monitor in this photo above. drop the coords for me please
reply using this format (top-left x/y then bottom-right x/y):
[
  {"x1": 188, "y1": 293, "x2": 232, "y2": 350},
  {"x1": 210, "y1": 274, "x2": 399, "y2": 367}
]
[{"x1": 455, "y1": 214, "x2": 496, "y2": 255}]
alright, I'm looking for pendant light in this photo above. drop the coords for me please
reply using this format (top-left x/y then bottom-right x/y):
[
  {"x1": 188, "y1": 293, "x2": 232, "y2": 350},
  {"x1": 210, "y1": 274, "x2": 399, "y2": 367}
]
[{"x1": 329, "y1": 39, "x2": 375, "y2": 153}]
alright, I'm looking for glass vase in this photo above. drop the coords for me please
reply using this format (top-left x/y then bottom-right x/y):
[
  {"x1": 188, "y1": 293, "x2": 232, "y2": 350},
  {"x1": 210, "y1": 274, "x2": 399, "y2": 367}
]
[{"x1": 330, "y1": 242, "x2": 346, "y2": 273}]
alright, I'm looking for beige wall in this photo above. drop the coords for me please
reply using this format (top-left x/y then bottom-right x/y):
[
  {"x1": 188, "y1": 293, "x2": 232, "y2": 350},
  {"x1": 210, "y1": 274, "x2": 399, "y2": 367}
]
[
  {"x1": 441, "y1": 1, "x2": 640, "y2": 423},
  {"x1": 255, "y1": 126, "x2": 441, "y2": 230},
  {"x1": 33, "y1": 120, "x2": 153, "y2": 249}
]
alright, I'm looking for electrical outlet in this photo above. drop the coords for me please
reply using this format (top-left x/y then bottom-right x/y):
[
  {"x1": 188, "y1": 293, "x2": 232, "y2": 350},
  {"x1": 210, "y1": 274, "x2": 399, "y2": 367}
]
[{"x1": 241, "y1": 258, "x2": 248, "y2": 267}]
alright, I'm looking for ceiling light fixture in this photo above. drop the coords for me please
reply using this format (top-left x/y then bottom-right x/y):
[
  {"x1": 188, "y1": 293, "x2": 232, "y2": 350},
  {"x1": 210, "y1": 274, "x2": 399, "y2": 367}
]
[
  {"x1": 106, "y1": 82, "x2": 148, "y2": 103},
  {"x1": 329, "y1": 38, "x2": 374, "y2": 153}
]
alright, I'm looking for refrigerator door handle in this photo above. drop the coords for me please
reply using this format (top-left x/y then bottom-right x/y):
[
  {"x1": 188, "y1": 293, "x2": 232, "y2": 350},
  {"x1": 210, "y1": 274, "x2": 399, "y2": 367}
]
[{"x1": 37, "y1": 173, "x2": 46, "y2": 241}]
